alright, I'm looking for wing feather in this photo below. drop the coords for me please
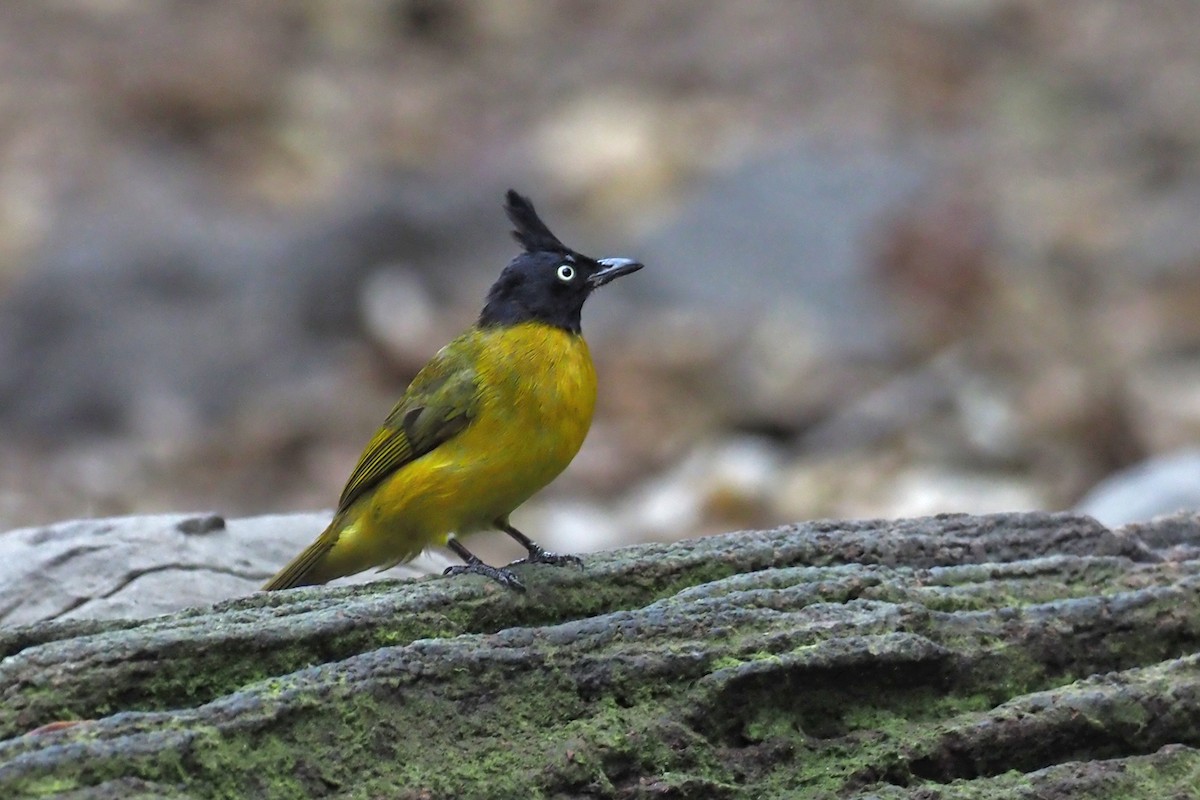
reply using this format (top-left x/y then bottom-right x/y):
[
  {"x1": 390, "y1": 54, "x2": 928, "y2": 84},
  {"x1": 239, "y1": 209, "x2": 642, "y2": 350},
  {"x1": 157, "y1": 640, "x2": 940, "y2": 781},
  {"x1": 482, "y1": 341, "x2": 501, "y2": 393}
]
[{"x1": 335, "y1": 340, "x2": 480, "y2": 513}]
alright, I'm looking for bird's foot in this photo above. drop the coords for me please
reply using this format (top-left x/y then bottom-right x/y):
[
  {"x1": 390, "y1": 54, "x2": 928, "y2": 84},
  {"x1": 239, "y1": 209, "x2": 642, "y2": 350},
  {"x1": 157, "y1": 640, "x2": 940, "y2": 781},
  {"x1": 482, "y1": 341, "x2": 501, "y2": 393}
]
[
  {"x1": 510, "y1": 546, "x2": 584, "y2": 569},
  {"x1": 443, "y1": 562, "x2": 525, "y2": 592}
]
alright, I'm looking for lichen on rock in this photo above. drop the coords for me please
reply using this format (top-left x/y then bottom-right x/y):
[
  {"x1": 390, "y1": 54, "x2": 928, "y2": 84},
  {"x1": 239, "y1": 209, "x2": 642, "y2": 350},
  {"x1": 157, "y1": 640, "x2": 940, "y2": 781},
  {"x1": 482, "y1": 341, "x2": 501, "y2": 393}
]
[{"x1": 1, "y1": 511, "x2": 1199, "y2": 799}]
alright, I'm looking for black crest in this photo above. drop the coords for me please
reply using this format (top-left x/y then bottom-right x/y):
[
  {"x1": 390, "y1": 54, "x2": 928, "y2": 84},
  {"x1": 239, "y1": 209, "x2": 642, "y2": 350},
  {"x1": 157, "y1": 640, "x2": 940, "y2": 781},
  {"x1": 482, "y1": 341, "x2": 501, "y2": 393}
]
[
  {"x1": 480, "y1": 190, "x2": 642, "y2": 333},
  {"x1": 505, "y1": 190, "x2": 569, "y2": 255}
]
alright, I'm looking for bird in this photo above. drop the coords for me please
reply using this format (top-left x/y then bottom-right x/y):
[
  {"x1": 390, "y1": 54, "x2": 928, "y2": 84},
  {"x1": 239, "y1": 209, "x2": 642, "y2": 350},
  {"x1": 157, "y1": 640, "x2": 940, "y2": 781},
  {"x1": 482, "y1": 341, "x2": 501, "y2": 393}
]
[{"x1": 263, "y1": 189, "x2": 643, "y2": 592}]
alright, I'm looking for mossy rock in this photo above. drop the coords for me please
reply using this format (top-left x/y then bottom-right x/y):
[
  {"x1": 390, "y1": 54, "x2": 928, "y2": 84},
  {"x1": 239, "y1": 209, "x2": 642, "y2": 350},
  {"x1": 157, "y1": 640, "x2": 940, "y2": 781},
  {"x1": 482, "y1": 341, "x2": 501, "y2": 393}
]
[{"x1": 2, "y1": 511, "x2": 1199, "y2": 799}]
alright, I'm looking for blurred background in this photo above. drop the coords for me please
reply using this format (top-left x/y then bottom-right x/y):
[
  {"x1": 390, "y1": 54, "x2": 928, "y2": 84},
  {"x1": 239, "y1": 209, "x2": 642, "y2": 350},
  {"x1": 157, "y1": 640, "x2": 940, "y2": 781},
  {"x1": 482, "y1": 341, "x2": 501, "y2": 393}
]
[{"x1": 1, "y1": 1, "x2": 1199, "y2": 561}]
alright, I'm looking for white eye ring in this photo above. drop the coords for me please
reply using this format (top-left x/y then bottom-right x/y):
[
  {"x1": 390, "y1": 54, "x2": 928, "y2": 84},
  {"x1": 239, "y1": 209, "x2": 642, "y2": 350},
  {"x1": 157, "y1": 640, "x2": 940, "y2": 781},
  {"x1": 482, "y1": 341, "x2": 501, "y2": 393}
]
[{"x1": 556, "y1": 264, "x2": 576, "y2": 282}]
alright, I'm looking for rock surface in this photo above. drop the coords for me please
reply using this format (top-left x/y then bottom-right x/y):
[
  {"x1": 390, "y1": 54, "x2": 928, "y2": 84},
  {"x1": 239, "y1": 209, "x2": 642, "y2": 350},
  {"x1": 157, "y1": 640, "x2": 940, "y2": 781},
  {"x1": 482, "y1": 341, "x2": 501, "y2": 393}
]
[
  {"x1": 2, "y1": 511, "x2": 1199, "y2": 798},
  {"x1": 0, "y1": 513, "x2": 444, "y2": 626}
]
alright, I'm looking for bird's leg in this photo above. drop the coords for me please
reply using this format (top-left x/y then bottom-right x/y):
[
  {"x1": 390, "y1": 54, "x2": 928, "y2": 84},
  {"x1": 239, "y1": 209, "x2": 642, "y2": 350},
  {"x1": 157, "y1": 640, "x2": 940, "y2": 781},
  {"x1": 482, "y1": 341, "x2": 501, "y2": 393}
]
[
  {"x1": 497, "y1": 520, "x2": 584, "y2": 569},
  {"x1": 444, "y1": 538, "x2": 525, "y2": 592}
]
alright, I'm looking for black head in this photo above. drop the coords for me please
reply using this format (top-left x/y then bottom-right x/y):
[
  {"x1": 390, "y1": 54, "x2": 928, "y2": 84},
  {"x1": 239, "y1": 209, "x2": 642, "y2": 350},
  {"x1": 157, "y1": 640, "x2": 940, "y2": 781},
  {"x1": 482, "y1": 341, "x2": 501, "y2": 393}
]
[{"x1": 477, "y1": 190, "x2": 643, "y2": 333}]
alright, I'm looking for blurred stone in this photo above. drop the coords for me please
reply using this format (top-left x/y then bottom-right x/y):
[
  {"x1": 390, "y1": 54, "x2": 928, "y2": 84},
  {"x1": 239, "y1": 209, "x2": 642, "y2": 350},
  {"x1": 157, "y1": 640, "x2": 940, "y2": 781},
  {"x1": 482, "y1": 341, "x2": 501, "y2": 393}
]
[
  {"x1": 799, "y1": 348, "x2": 958, "y2": 454},
  {"x1": 873, "y1": 180, "x2": 995, "y2": 351},
  {"x1": 734, "y1": 304, "x2": 832, "y2": 420},
  {"x1": 859, "y1": 464, "x2": 1044, "y2": 519},
  {"x1": 881, "y1": 0, "x2": 1021, "y2": 127},
  {"x1": 519, "y1": 499, "x2": 624, "y2": 555},
  {"x1": 771, "y1": 452, "x2": 870, "y2": 521},
  {"x1": 623, "y1": 307, "x2": 740, "y2": 371},
  {"x1": 0, "y1": 169, "x2": 498, "y2": 438},
  {"x1": 620, "y1": 437, "x2": 786, "y2": 541},
  {"x1": 0, "y1": 512, "x2": 448, "y2": 626},
  {"x1": 631, "y1": 141, "x2": 932, "y2": 432},
  {"x1": 359, "y1": 266, "x2": 446, "y2": 369},
  {"x1": 949, "y1": 364, "x2": 1026, "y2": 462},
  {"x1": 637, "y1": 141, "x2": 929, "y2": 350},
  {"x1": 1113, "y1": 183, "x2": 1200, "y2": 280},
  {"x1": 773, "y1": 451, "x2": 1044, "y2": 522},
  {"x1": 1076, "y1": 449, "x2": 1200, "y2": 527},
  {"x1": 100, "y1": 2, "x2": 286, "y2": 147},
  {"x1": 533, "y1": 92, "x2": 683, "y2": 214},
  {"x1": 1126, "y1": 359, "x2": 1200, "y2": 453},
  {"x1": 797, "y1": 345, "x2": 1027, "y2": 466},
  {"x1": 625, "y1": 465, "x2": 703, "y2": 540},
  {"x1": 1098, "y1": 278, "x2": 1200, "y2": 363}
]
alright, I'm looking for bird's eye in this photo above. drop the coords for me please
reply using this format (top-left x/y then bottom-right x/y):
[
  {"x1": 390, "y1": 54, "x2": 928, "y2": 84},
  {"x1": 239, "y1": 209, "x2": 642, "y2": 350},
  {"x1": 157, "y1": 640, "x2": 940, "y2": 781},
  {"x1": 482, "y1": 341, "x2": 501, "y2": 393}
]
[{"x1": 556, "y1": 264, "x2": 576, "y2": 282}]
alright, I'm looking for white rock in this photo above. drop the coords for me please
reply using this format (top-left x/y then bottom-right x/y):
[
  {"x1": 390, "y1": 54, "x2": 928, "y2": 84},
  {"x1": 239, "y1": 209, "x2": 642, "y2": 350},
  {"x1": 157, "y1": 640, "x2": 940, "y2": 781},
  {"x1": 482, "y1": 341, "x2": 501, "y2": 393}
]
[
  {"x1": 1075, "y1": 449, "x2": 1200, "y2": 527},
  {"x1": 0, "y1": 512, "x2": 447, "y2": 626},
  {"x1": 863, "y1": 465, "x2": 1045, "y2": 519},
  {"x1": 519, "y1": 500, "x2": 625, "y2": 554},
  {"x1": 621, "y1": 437, "x2": 786, "y2": 540}
]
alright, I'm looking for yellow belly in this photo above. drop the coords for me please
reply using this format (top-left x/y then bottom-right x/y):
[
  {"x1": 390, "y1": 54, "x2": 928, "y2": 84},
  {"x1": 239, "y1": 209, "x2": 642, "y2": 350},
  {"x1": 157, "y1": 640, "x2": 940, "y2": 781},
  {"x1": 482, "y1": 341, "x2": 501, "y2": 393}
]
[{"x1": 326, "y1": 323, "x2": 597, "y2": 575}]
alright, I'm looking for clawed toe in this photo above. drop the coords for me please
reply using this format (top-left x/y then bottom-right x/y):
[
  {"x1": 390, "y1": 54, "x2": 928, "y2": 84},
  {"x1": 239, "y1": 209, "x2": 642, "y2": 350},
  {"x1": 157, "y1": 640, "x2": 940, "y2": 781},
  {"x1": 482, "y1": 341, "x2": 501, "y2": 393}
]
[{"x1": 443, "y1": 563, "x2": 525, "y2": 592}]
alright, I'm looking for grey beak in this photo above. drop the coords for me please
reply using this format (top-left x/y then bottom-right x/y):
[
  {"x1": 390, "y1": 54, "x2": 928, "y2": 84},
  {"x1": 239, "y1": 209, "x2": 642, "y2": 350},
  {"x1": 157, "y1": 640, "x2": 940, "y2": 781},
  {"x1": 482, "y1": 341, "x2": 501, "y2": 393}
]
[{"x1": 588, "y1": 257, "x2": 644, "y2": 288}]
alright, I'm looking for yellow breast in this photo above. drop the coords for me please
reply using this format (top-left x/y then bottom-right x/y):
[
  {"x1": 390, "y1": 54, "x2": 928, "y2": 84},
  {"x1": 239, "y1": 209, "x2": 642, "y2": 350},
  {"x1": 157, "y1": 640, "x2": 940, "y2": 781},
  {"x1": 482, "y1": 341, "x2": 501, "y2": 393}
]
[
  {"x1": 454, "y1": 321, "x2": 598, "y2": 516},
  {"x1": 377, "y1": 322, "x2": 597, "y2": 537},
  {"x1": 319, "y1": 322, "x2": 598, "y2": 578}
]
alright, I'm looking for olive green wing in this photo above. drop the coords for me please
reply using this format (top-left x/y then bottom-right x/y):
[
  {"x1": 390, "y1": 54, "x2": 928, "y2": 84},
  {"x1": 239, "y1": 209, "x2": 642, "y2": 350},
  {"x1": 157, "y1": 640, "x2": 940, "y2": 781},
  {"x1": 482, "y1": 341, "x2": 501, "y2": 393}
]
[{"x1": 335, "y1": 344, "x2": 481, "y2": 513}]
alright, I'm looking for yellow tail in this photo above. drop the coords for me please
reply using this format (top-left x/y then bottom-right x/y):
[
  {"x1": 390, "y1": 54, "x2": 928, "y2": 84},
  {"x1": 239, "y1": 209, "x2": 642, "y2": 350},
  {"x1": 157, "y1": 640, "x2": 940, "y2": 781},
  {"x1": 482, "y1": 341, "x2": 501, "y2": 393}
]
[{"x1": 262, "y1": 530, "x2": 338, "y2": 591}]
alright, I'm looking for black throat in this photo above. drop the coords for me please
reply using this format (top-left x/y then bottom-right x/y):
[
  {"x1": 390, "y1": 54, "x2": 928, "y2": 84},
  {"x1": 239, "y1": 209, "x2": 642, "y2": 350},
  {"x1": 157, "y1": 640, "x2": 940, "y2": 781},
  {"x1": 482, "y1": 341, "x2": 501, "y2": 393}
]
[{"x1": 477, "y1": 297, "x2": 583, "y2": 334}]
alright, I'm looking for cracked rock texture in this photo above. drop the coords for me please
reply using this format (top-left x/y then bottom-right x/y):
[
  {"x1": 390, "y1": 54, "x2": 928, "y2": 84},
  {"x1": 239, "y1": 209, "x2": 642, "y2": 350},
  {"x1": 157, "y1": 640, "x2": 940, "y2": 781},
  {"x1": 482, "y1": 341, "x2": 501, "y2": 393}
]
[
  {"x1": 0, "y1": 513, "x2": 443, "y2": 625},
  {"x1": 1, "y1": 511, "x2": 1200, "y2": 799}
]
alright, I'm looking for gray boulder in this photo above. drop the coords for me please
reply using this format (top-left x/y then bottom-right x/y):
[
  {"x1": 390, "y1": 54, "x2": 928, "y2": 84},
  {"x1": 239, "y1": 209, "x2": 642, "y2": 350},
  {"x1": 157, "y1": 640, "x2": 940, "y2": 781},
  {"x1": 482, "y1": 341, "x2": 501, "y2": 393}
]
[
  {"x1": 0, "y1": 512, "x2": 442, "y2": 626},
  {"x1": 2, "y1": 511, "x2": 1199, "y2": 798}
]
